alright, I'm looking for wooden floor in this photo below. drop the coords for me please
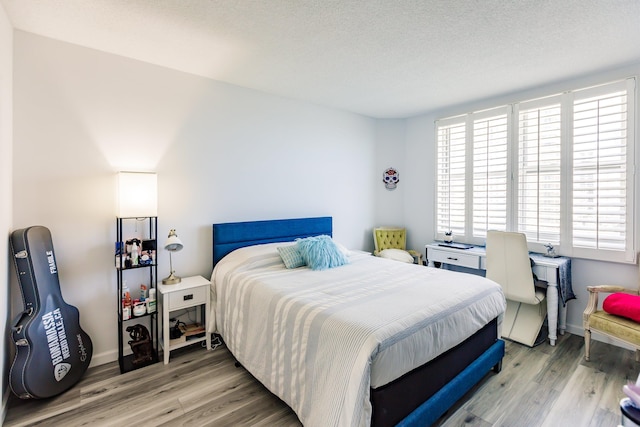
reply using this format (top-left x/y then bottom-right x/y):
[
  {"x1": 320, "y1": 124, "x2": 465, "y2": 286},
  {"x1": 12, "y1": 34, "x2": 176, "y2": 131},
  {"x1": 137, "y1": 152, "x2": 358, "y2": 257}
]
[{"x1": 4, "y1": 333, "x2": 636, "y2": 426}]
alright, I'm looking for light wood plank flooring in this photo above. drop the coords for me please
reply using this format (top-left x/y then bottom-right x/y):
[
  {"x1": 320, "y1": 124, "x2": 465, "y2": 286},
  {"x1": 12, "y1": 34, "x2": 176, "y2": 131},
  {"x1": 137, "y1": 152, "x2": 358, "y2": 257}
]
[{"x1": 4, "y1": 333, "x2": 636, "y2": 426}]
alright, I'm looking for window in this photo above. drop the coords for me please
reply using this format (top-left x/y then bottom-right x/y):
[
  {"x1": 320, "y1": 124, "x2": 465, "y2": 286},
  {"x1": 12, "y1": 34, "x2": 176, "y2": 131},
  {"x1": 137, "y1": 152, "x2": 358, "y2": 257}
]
[
  {"x1": 435, "y1": 78, "x2": 636, "y2": 262},
  {"x1": 516, "y1": 97, "x2": 562, "y2": 245},
  {"x1": 571, "y1": 81, "x2": 634, "y2": 262},
  {"x1": 472, "y1": 109, "x2": 509, "y2": 238},
  {"x1": 436, "y1": 118, "x2": 466, "y2": 238}
]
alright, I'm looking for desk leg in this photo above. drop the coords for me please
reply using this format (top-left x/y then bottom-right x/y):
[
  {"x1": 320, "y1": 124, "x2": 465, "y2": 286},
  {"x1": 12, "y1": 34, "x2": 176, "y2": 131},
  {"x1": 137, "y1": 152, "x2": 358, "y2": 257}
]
[
  {"x1": 546, "y1": 285, "x2": 558, "y2": 346},
  {"x1": 559, "y1": 303, "x2": 567, "y2": 335}
]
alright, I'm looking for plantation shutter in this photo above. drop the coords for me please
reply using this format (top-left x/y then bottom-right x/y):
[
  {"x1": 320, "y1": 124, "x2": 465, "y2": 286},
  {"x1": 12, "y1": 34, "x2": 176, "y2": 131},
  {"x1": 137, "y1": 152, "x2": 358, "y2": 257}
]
[
  {"x1": 571, "y1": 79, "x2": 634, "y2": 262},
  {"x1": 434, "y1": 78, "x2": 634, "y2": 262},
  {"x1": 472, "y1": 108, "x2": 509, "y2": 238},
  {"x1": 436, "y1": 118, "x2": 466, "y2": 239},
  {"x1": 516, "y1": 98, "x2": 562, "y2": 244}
]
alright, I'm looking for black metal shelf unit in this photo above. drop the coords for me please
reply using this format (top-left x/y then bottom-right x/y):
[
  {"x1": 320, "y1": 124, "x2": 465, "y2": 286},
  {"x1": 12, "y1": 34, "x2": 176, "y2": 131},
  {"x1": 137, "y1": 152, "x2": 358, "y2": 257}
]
[{"x1": 116, "y1": 216, "x2": 159, "y2": 373}]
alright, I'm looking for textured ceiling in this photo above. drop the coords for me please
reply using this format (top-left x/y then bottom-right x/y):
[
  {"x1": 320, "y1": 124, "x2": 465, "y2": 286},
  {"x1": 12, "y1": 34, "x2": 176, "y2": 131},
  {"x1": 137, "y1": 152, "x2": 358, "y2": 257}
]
[{"x1": 2, "y1": 0, "x2": 640, "y2": 118}]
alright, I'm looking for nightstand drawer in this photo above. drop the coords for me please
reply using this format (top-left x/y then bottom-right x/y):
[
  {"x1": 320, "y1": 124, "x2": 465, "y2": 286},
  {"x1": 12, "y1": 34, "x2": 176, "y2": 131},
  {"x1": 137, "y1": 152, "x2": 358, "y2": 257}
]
[
  {"x1": 427, "y1": 248, "x2": 480, "y2": 269},
  {"x1": 168, "y1": 286, "x2": 207, "y2": 310}
]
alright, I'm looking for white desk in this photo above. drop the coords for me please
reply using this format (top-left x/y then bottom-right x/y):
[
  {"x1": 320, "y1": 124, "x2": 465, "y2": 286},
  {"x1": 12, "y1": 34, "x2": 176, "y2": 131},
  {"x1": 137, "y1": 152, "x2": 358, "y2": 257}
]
[{"x1": 426, "y1": 243, "x2": 570, "y2": 346}]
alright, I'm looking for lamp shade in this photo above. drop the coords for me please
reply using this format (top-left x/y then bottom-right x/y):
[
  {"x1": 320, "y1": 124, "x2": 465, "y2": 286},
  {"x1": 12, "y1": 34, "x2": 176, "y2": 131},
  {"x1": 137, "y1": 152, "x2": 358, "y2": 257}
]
[
  {"x1": 117, "y1": 172, "x2": 157, "y2": 218},
  {"x1": 164, "y1": 229, "x2": 183, "y2": 252}
]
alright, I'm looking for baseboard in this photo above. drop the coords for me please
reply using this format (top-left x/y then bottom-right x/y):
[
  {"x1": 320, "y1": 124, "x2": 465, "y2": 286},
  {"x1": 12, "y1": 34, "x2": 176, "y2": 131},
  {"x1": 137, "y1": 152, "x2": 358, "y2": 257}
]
[
  {"x1": 89, "y1": 346, "x2": 142, "y2": 368},
  {"x1": 564, "y1": 322, "x2": 636, "y2": 351},
  {"x1": 564, "y1": 323, "x2": 583, "y2": 337},
  {"x1": 89, "y1": 349, "x2": 119, "y2": 368},
  {"x1": 2, "y1": 384, "x2": 9, "y2": 425}
]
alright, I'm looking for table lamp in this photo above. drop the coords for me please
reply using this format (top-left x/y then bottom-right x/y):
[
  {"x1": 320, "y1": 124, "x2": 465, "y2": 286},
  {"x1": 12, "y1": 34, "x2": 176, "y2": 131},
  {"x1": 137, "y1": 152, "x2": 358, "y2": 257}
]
[{"x1": 162, "y1": 229, "x2": 183, "y2": 285}]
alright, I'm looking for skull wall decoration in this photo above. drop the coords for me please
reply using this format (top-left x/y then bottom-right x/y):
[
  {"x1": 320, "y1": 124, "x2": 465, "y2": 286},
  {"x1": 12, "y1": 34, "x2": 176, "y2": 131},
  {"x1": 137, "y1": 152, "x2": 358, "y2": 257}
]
[{"x1": 383, "y1": 167, "x2": 399, "y2": 190}]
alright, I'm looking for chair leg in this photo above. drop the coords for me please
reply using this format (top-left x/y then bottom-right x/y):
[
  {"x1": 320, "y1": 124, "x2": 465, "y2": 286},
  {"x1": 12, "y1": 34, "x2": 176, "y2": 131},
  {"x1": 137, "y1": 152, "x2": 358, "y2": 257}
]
[
  {"x1": 584, "y1": 329, "x2": 591, "y2": 361},
  {"x1": 635, "y1": 349, "x2": 640, "y2": 363},
  {"x1": 505, "y1": 300, "x2": 546, "y2": 347}
]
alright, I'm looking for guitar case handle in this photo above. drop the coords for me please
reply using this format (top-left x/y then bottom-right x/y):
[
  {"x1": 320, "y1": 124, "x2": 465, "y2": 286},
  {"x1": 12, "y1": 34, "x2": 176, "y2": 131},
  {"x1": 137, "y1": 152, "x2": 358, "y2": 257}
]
[{"x1": 11, "y1": 307, "x2": 33, "y2": 335}]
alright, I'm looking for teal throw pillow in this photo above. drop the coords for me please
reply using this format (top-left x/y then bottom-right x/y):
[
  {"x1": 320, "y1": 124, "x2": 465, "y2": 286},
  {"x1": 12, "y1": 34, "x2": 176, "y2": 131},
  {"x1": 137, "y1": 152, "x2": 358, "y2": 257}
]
[
  {"x1": 277, "y1": 245, "x2": 306, "y2": 269},
  {"x1": 296, "y1": 235, "x2": 349, "y2": 270}
]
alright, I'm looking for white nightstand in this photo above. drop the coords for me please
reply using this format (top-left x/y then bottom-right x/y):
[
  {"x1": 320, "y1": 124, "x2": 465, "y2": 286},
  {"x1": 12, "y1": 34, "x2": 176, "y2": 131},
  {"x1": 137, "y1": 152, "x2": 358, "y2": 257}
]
[{"x1": 158, "y1": 275, "x2": 212, "y2": 364}]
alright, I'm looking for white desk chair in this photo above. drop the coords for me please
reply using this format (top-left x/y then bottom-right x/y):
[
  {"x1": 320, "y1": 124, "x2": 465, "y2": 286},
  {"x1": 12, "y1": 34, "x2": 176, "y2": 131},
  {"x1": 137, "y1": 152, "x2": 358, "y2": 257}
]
[{"x1": 486, "y1": 230, "x2": 546, "y2": 347}]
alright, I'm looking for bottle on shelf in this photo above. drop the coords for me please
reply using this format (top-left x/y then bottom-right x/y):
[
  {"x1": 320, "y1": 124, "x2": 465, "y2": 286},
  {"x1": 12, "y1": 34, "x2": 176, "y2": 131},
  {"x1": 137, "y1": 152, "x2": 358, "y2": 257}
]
[
  {"x1": 122, "y1": 281, "x2": 132, "y2": 320},
  {"x1": 131, "y1": 241, "x2": 139, "y2": 266},
  {"x1": 122, "y1": 280, "x2": 133, "y2": 320},
  {"x1": 147, "y1": 288, "x2": 156, "y2": 314},
  {"x1": 123, "y1": 302, "x2": 131, "y2": 320}
]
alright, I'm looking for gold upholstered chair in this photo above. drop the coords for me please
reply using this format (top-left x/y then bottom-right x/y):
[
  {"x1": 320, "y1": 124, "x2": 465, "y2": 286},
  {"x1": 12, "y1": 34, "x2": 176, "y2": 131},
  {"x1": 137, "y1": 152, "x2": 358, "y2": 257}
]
[
  {"x1": 373, "y1": 227, "x2": 422, "y2": 265},
  {"x1": 583, "y1": 253, "x2": 640, "y2": 361}
]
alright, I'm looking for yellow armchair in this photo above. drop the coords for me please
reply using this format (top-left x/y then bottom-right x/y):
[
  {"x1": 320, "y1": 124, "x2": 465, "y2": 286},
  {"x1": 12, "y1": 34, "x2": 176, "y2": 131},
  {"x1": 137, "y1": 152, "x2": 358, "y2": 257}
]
[
  {"x1": 583, "y1": 254, "x2": 640, "y2": 361},
  {"x1": 373, "y1": 227, "x2": 422, "y2": 265}
]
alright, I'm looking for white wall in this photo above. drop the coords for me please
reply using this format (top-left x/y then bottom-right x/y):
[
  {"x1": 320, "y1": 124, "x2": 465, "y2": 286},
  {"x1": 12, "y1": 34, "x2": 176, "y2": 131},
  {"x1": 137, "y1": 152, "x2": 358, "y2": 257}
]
[
  {"x1": 404, "y1": 63, "x2": 640, "y2": 340},
  {"x1": 0, "y1": 3, "x2": 12, "y2": 421},
  {"x1": 373, "y1": 120, "x2": 405, "y2": 235},
  {"x1": 12, "y1": 31, "x2": 377, "y2": 366},
  {"x1": 403, "y1": 114, "x2": 436, "y2": 254},
  {"x1": 373, "y1": 118, "x2": 434, "y2": 255}
]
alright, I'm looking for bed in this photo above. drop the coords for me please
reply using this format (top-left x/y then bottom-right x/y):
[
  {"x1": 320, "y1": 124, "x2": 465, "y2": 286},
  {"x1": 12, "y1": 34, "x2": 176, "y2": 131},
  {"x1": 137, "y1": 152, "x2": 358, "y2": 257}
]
[{"x1": 209, "y1": 217, "x2": 506, "y2": 427}]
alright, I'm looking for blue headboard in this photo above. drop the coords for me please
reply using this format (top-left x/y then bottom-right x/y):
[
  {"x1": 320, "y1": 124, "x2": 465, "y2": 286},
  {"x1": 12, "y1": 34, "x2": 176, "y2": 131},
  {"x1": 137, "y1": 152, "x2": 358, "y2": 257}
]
[{"x1": 212, "y1": 216, "x2": 332, "y2": 266}]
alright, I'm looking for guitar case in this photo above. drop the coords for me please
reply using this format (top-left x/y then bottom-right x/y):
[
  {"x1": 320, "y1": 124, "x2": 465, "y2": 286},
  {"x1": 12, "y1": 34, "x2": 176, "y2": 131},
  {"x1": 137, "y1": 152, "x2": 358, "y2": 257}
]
[{"x1": 10, "y1": 225, "x2": 93, "y2": 399}]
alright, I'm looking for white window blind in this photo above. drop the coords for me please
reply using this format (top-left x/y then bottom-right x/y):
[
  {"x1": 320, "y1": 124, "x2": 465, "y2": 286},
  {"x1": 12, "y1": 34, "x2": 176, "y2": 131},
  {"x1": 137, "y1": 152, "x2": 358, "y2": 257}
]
[
  {"x1": 472, "y1": 110, "x2": 508, "y2": 238},
  {"x1": 434, "y1": 78, "x2": 635, "y2": 262},
  {"x1": 572, "y1": 80, "x2": 633, "y2": 261},
  {"x1": 436, "y1": 119, "x2": 466, "y2": 238},
  {"x1": 517, "y1": 99, "x2": 562, "y2": 244}
]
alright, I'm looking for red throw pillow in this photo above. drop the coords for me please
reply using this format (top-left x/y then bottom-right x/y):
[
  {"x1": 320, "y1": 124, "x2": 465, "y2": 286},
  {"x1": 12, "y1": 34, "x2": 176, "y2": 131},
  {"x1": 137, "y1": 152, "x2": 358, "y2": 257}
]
[{"x1": 603, "y1": 293, "x2": 640, "y2": 323}]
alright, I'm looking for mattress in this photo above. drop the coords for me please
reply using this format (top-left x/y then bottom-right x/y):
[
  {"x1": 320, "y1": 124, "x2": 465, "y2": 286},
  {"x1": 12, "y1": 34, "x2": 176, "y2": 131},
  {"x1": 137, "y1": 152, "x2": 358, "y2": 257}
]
[{"x1": 209, "y1": 243, "x2": 505, "y2": 427}]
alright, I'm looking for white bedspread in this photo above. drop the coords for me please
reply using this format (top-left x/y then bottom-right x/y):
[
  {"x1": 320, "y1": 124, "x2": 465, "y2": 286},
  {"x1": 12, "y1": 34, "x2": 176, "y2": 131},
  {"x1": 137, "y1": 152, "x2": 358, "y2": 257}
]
[{"x1": 210, "y1": 243, "x2": 505, "y2": 427}]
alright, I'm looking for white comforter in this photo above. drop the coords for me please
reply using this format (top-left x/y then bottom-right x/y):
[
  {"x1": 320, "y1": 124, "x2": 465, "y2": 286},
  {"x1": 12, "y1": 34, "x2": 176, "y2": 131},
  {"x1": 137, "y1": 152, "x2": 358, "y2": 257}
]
[{"x1": 210, "y1": 243, "x2": 505, "y2": 427}]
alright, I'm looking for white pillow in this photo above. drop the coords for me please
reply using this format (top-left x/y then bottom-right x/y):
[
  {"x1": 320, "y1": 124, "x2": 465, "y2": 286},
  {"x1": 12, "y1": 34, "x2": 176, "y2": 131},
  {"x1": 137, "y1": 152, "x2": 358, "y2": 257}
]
[
  {"x1": 378, "y1": 248, "x2": 414, "y2": 263},
  {"x1": 333, "y1": 241, "x2": 351, "y2": 258}
]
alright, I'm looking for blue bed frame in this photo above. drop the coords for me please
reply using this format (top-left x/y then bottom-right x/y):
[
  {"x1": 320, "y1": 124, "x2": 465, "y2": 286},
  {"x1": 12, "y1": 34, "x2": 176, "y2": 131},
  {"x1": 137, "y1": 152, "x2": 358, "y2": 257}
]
[
  {"x1": 212, "y1": 216, "x2": 332, "y2": 266},
  {"x1": 212, "y1": 216, "x2": 504, "y2": 426}
]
